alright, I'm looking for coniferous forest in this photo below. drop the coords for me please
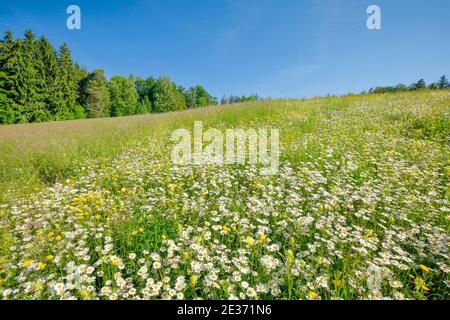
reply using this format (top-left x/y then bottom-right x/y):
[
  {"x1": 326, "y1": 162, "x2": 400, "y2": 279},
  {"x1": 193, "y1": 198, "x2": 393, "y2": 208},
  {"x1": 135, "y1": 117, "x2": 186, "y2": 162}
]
[{"x1": 0, "y1": 30, "x2": 221, "y2": 124}]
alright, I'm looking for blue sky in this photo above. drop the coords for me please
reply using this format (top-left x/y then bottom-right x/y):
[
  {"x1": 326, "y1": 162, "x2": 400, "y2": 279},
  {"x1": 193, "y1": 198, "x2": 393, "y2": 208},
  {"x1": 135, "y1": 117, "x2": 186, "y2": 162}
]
[{"x1": 1, "y1": 0, "x2": 449, "y2": 98}]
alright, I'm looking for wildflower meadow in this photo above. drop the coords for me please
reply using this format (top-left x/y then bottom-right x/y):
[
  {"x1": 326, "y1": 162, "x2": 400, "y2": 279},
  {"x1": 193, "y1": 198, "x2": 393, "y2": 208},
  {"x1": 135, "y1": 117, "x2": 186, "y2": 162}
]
[{"x1": 0, "y1": 91, "x2": 449, "y2": 300}]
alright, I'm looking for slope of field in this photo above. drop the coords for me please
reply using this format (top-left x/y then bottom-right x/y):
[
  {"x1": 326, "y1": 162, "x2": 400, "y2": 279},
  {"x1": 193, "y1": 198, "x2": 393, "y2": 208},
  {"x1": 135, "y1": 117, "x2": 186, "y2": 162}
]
[{"x1": 0, "y1": 91, "x2": 449, "y2": 300}]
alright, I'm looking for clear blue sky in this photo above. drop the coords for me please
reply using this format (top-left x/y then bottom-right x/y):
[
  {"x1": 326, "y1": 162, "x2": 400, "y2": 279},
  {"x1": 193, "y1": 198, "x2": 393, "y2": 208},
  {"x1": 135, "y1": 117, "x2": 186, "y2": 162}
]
[{"x1": 1, "y1": 0, "x2": 449, "y2": 98}]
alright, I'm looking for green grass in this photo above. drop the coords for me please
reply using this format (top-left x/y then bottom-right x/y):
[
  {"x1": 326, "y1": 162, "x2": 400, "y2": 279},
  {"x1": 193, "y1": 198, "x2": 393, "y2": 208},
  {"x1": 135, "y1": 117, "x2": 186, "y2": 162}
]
[{"x1": 0, "y1": 90, "x2": 449, "y2": 300}]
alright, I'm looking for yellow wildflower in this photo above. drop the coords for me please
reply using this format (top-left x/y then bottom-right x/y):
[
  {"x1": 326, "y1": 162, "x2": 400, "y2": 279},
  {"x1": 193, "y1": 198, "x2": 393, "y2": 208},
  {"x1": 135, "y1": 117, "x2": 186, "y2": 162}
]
[
  {"x1": 258, "y1": 234, "x2": 267, "y2": 244},
  {"x1": 21, "y1": 260, "x2": 33, "y2": 268},
  {"x1": 415, "y1": 277, "x2": 430, "y2": 292},
  {"x1": 307, "y1": 291, "x2": 319, "y2": 300},
  {"x1": 190, "y1": 275, "x2": 198, "y2": 286},
  {"x1": 37, "y1": 263, "x2": 46, "y2": 270},
  {"x1": 419, "y1": 264, "x2": 430, "y2": 273}
]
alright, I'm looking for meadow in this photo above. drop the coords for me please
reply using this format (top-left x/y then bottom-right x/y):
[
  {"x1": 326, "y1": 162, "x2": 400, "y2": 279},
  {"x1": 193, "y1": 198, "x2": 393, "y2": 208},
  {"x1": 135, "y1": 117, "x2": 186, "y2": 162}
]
[{"x1": 0, "y1": 90, "x2": 449, "y2": 300}]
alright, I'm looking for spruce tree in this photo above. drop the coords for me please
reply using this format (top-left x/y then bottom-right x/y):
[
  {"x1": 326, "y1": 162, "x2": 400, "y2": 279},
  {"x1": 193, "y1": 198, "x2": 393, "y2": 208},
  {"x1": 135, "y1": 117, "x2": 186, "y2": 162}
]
[
  {"x1": 0, "y1": 30, "x2": 39, "y2": 123},
  {"x1": 56, "y1": 43, "x2": 79, "y2": 119},
  {"x1": 35, "y1": 36, "x2": 59, "y2": 121},
  {"x1": 14, "y1": 30, "x2": 41, "y2": 122},
  {"x1": 0, "y1": 31, "x2": 16, "y2": 124}
]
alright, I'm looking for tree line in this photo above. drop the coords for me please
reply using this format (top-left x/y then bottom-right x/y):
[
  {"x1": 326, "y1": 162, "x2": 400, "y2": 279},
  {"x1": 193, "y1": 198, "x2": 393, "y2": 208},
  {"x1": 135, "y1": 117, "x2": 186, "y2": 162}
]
[
  {"x1": 366, "y1": 76, "x2": 449, "y2": 94},
  {"x1": 3, "y1": 30, "x2": 446, "y2": 125},
  {"x1": 0, "y1": 30, "x2": 225, "y2": 125},
  {"x1": 220, "y1": 94, "x2": 261, "y2": 105}
]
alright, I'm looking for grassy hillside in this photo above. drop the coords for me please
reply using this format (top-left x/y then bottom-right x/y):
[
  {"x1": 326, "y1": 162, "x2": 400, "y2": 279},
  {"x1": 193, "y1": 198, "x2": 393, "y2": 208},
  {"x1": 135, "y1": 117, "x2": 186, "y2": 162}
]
[{"x1": 0, "y1": 91, "x2": 449, "y2": 299}]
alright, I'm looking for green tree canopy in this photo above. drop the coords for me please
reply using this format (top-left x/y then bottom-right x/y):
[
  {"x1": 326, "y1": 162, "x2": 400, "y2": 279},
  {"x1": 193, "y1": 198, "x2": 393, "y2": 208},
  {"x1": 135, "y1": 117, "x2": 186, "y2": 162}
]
[
  {"x1": 108, "y1": 75, "x2": 138, "y2": 117},
  {"x1": 79, "y1": 69, "x2": 110, "y2": 118},
  {"x1": 180, "y1": 85, "x2": 217, "y2": 109},
  {"x1": 151, "y1": 76, "x2": 186, "y2": 113},
  {"x1": 135, "y1": 76, "x2": 156, "y2": 113}
]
